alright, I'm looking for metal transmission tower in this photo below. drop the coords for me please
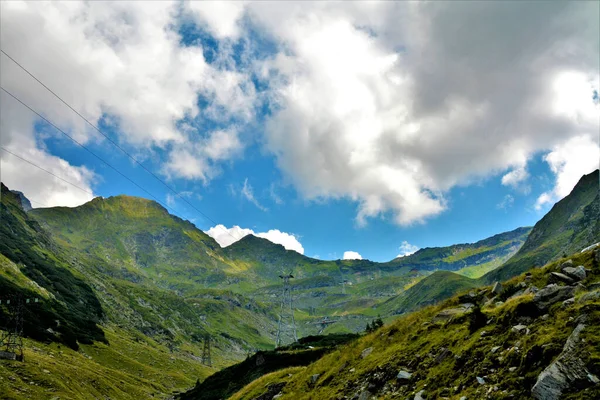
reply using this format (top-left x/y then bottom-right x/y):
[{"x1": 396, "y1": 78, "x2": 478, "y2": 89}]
[
  {"x1": 201, "y1": 335, "x2": 211, "y2": 367},
  {"x1": 0, "y1": 296, "x2": 25, "y2": 361},
  {"x1": 275, "y1": 274, "x2": 298, "y2": 347}
]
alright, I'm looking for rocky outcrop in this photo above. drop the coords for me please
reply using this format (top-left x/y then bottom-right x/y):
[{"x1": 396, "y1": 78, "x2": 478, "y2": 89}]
[
  {"x1": 531, "y1": 324, "x2": 598, "y2": 400},
  {"x1": 533, "y1": 284, "x2": 575, "y2": 311}
]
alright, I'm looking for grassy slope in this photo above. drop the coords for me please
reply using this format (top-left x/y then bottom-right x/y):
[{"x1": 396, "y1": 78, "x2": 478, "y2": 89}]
[
  {"x1": 0, "y1": 185, "x2": 278, "y2": 399},
  {"x1": 231, "y1": 249, "x2": 600, "y2": 400},
  {"x1": 376, "y1": 270, "x2": 478, "y2": 316},
  {"x1": 484, "y1": 169, "x2": 599, "y2": 283}
]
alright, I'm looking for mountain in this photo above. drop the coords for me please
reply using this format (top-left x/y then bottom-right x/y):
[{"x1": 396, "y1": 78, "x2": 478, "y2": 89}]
[
  {"x1": 382, "y1": 226, "x2": 532, "y2": 274},
  {"x1": 0, "y1": 183, "x2": 105, "y2": 349},
  {"x1": 484, "y1": 169, "x2": 599, "y2": 283},
  {"x1": 222, "y1": 246, "x2": 600, "y2": 400},
  {"x1": 376, "y1": 270, "x2": 478, "y2": 315},
  {"x1": 1, "y1": 184, "x2": 280, "y2": 398},
  {"x1": 381, "y1": 170, "x2": 599, "y2": 318}
]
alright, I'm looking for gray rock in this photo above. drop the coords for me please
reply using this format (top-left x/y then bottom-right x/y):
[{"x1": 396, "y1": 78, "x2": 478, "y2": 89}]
[
  {"x1": 562, "y1": 266, "x2": 586, "y2": 281},
  {"x1": 560, "y1": 260, "x2": 574, "y2": 269},
  {"x1": 476, "y1": 376, "x2": 486, "y2": 385},
  {"x1": 492, "y1": 282, "x2": 503, "y2": 295},
  {"x1": 509, "y1": 367, "x2": 517, "y2": 372},
  {"x1": 533, "y1": 285, "x2": 575, "y2": 311},
  {"x1": 562, "y1": 297, "x2": 575, "y2": 307},
  {"x1": 459, "y1": 397, "x2": 467, "y2": 400},
  {"x1": 549, "y1": 272, "x2": 575, "y2": 285},
  {"x1": 531, "y1": 324, "x2": 596, "y2": 400},
  {"x1": 512, "y1": 324, "x2": 528, "y2": 334},
  {"x1": 310, "y1": 374, "x2": 320, "y2": 384},
  {"x1": 491, "y1": 346, "x2": 501, "y2": 353},
  {"x1": 358, "y1": 390, "x2": 372, "y2": 400},
  {"x1": 414, "y1": 390, "x2": 425, "y2": 400},
  {"x1": 397, "y1": 370, "x2": 412, "y2": 380},
  {"x1": 588, "y1": 374, "x2": 599, "y2": 384},
  {"x1": 361, "y1": 347, "x2": 373, "y2": 358}
]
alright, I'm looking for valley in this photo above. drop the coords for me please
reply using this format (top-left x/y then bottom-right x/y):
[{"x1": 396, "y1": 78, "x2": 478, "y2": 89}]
[{"x1": 1, "y1": 170, "x2": 598, "y2": 399}]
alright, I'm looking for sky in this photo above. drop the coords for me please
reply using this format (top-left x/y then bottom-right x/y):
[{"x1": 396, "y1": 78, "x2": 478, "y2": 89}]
[{"x1": 1, "y1": 1, "x2": 599, "y2": 262}]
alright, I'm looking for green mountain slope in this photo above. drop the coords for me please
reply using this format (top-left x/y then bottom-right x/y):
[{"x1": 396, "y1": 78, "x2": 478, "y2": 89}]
[
  {"x1": 484, "y1": 169, "x2": 599, "y2": 283},
  {"x1": 376, "y1": 270, "x2": 479, "y2": 316},
  {"x1": 30, "y1": 195, "x2": 251, "y2": 292},
  {"x1": 1, "y1": 184, "x2": 279, "y2": 398},
  {"x1": 380, "y1": 170, "x2": 599, "y2": 319},
  {"x1": 0, "y1": 184, "x2": 105, "y2": 349},
  {"x1": 382, "y1": 226, "x2": 532, "y2": 272},
  {"x1": 226, "y1": 247, "x2": 600, "y2": 400}
]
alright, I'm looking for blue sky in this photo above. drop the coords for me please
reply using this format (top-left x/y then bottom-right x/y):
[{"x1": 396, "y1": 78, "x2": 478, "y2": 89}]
[{"x1": 1, "y1": 1, "x2": 598, "y2": 262}]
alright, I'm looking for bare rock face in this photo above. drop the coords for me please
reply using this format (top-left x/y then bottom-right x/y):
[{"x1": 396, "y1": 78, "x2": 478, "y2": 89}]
[
  {"x1": 562, "y1": 265, "x2": 586, "y2": 281},
  {"x1": 531, "y1": 324, "x2": 598, "y2": 400},
  {"x1": 533, "y1": 285, "x2": 575, "y2": 311}
]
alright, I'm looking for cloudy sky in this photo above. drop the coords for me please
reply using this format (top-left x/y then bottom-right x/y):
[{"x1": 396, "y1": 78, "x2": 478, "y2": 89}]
[{"x1": 1, "y1": 1, "x2": 598, "y2": 261}]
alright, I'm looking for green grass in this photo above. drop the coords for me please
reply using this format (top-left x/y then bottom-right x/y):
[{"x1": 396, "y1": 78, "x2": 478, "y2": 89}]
[{"x1": 229, "y1": 248, "x2": 600, "y2": 400}]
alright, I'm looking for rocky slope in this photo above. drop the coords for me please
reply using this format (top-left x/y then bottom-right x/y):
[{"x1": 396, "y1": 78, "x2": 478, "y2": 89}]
[{"x1": 226, "y1": 247, "x2": 600, "y2": 400}]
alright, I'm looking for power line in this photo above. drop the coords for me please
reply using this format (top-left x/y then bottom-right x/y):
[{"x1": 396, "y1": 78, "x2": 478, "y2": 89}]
[
  {"x1": 1, "y1": 50, "x2": 242, "y2": 242},
  {"x1": 1, "y1": 147, "x2": 94, "y2": 196},
  {"x1": 1, "y1": 87, "x2": 189, "y2": 221}
]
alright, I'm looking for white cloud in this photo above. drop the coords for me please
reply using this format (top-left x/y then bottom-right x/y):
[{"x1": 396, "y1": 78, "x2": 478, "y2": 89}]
[
  {"x1": 497, "y1": 194, "x2": 515, "y2": 210},
  {"x1": 256, "y1": 230, "x2": 304, "y2": 254},
  {"x1": 0, "y1": 1, "x2": 254, "y2": 204},
  {"x1": 185, "y1": 0, "x2": 246, "y2": 39},
  {"x1": 251, "y1": 1, "x2": 599, "y2": 225},
  {"x1": 205, "y1": 224, "x2": 254, "y2": 248},
  {"x1": 501, "y1": 167, "x2": 531, "y2": 194},
  {"x1": 205, "y1": 224, "x2": 304, "y2": 254},
  {"x1": 535, "y1": 135, "x2": 600, "y2": 209},
  {"x1": 241, "y1": 178, "x2": 268, "y2": 211},
  {"x1": 343, "y1": 251, "x2": 362, "y2": 260},
  {"x1": 397, "y1": 241, "x2": 419, "y2": 258},
  {"x1": 166, "y1": 193, "x2": 176, "y2": 208},
  {"x1": 2, "y1": 1, "x2": 598, "y2": 223}
]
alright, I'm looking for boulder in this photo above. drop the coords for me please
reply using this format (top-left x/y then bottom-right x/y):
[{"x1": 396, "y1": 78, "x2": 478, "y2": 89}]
[
  {"x1": 309, "y1": 374, "x2": 320, "y2": 385},
  {"x1": 491, "y1": 346, "x2": 501, "y2": 354},
  {"x1": 361, "y1": 347, "x2": 373, "y2": 359},
  {"x1": 533, "y1": 285, "x2": 575, "y2": 311},
  {"x1": 549, "y1": 272, "x2": 575, "y2": 285},
  {"x1": 476, "y1": 376, "x2": 486, "y2": 385},
  {"x1": 562, "y1": 266, "x2": 586, "y2": 281},
  {"x1": 397, "y1": 370, "x2": 412, "y2": 380},
  {"x1": 414, "y1": 390, "x2": 425, "y2": 400},
  {"x1": 531, "y1": 324, "x2": 597, "y2": 400},
  {"x1": 560, "y1": 260, "x2": 573, "y2": 269},
  {"x1": 492, "y1": 282, "x2": 503, "y2": 295},
  {"x1": 512, "y1": 324, "x2": 528, "y2": 334},
  {"x1": 562, "y1": 298, "x2": 575, "y2": 307}
]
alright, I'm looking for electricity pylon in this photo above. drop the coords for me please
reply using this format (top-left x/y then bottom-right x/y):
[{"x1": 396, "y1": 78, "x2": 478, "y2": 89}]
[{"x1": 275, "y1": 274, "x2": 297, "y2": 347}]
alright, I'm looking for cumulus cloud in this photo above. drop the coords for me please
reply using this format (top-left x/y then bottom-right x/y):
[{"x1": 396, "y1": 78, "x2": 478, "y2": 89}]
[
  {"x1": 535, "y1": 135, "x2": 600, "y2": 210},
  {"x1": 397, "y1": 241, "x2": 419, "y2": 258},
  {"x1": 252, "y1": 1, "x2": 599, "y2": 225},
  {"x1": 342, "y1": 251, "x2": 362, "y2": 260},
  {"x1": 0, "y1": 1, "x2": 254, "y2": 204},
  {"x1": 206, "y1": 224, "x2": 304, "y2": 254},
  {"x1": 2, "y1": 1, "x2": 598, "y2": 222}
]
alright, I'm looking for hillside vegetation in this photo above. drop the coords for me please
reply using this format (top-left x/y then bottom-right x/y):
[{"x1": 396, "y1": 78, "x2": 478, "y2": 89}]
[{"x1": 228, "y1": 248, "x2": 600, "y2": 400}]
